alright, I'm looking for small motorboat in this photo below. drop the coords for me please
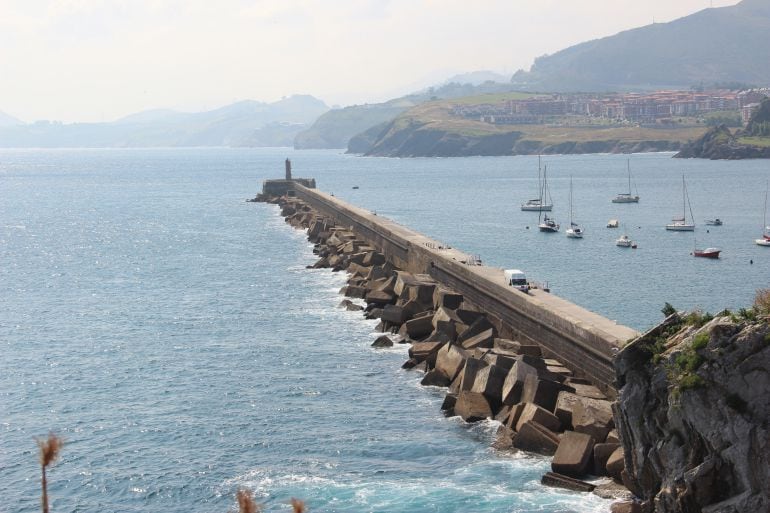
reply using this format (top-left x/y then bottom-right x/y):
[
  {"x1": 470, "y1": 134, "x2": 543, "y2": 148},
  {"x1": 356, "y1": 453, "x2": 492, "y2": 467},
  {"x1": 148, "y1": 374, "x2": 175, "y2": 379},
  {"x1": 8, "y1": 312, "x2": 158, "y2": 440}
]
[
  {"x1": 705, "y1": 218, "x2": 723, "y2": 226},
  {"x1": 693, "y1": 247, "x2": 721, "y2": 258},
  {"x1": 606, "y1": 219, "x2": 619, "y2": 228},
  {"x1": 616, "y1": 234, "x2": 633, "y2": 247},
  {"x1": 756, "y1": 238, "x2": 770, "y2": 247}
]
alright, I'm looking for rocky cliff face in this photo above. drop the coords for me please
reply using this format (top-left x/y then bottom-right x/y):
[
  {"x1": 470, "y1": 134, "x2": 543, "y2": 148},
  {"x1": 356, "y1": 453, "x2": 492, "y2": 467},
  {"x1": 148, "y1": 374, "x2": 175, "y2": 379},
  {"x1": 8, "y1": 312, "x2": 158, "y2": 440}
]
[{"x1": 614, "y1": 314, "x2": 769, "y2": 513}]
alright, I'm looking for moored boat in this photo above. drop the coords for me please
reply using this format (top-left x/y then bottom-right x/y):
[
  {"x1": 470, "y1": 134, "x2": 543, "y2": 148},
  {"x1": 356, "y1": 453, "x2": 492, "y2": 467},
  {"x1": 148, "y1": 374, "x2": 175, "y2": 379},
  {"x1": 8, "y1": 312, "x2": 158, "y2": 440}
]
[
  {"x1": 616, "y1": 234, "x2": 633, "y2": 247},
  {"x1": 522, "y1": 157, "x2": 553, "y2": 211},
  {"x1": 666, "y1": 175, "x2": 696, "y2": 231},
  {"x1": 565, "y1": 177, "x2": 583, "y2": 239},
  {"x1": 612, "y1": 160, "x2": 640, "y2": 203},
  {"x1": 756, "y1": 185, "x2": 770, "y2": 246},
  {"x1": 705, "y1": 218, "x2": 723, "y2": 226},
  {"x1": 693, "y1": 247, "x2": 721, "y2": 258}
]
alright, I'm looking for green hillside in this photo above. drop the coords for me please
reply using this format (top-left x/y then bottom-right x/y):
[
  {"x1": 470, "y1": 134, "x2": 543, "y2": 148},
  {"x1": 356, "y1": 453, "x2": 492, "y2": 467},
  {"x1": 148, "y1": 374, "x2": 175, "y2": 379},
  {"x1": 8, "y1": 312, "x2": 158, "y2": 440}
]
[{"x1": 512, "y1": 0, "x2": 770, "y2": 91}]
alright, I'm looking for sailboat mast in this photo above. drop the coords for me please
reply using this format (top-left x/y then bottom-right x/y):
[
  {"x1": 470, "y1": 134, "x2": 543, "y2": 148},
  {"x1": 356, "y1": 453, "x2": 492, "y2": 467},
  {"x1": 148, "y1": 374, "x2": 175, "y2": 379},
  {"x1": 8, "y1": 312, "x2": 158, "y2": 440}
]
[
  {"x1": 682, "y1": 175, "x2": 686, "y2": 221},
  {"x1": 569, "y1": 176, "x2": 574, "y2": 224},
  {"x1": 627, "y1": 160, "x2": 631, "y2": 195}
]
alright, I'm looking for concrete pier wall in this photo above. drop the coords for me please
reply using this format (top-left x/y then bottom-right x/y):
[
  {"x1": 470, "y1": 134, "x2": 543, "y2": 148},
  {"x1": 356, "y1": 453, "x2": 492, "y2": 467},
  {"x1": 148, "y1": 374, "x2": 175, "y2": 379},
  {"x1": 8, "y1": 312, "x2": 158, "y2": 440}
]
[{"x1": 290, "y1": 183, "x2": 639, "y2": 394}]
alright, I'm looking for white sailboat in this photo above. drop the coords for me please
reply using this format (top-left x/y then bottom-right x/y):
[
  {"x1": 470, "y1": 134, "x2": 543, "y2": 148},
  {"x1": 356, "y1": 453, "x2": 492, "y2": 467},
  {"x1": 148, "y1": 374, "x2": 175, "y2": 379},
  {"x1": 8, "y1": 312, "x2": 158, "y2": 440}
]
[
  {"x1": 756, "y1": 184, "x2": 770, "y2": 247},
  {"x1": 665, "y1": 175, "x2": 695, "y2": 231},
  {"x1": 565, "y1": 176, "x2": 583, "y2": 238},
  {"x1": 612, "y1": 160, "x2": 640, "y2": 203},
  {"x1": 522, "y1": 157, "x2": 553, "y2": 211}
]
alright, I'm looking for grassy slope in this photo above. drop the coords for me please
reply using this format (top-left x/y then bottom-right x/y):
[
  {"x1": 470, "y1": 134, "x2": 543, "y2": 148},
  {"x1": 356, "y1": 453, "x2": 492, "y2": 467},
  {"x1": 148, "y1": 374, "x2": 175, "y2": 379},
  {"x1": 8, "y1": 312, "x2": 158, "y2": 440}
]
[
  {"x1": 737, "y1": 136, "x2": 770, "y2": 148},
  {"x1": 391, "y1": 98, "x2": 707, "y2": 145}
]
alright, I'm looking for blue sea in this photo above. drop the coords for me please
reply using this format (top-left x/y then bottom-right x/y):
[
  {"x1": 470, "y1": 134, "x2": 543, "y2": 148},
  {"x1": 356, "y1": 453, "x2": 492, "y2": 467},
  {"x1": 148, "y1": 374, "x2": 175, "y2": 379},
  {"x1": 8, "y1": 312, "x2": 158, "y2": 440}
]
[{"x1": 1, "y1": 148, "x2": 768, "y2": 513}]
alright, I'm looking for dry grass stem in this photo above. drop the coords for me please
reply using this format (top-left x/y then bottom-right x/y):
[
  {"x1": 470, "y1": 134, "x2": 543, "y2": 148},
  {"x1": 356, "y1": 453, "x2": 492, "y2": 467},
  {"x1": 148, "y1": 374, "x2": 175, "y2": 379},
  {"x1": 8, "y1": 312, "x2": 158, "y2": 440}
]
[
  {"x1": 37, "y1": 433, "x2": 64, "y2": 468},
  {"x1": 754, "y1": 288, "x2": 770, "y2": 316},
  {"x1": 236, "y1": 489, "x2": 261, "y2": 513}
]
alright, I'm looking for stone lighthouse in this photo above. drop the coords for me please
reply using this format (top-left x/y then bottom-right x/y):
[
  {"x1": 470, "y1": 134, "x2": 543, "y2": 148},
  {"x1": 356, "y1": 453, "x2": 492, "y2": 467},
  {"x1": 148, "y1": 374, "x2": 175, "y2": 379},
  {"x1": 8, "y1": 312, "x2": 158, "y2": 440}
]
[{"x1": 285, "y1": 158, "x2": 292, "y2": 180}]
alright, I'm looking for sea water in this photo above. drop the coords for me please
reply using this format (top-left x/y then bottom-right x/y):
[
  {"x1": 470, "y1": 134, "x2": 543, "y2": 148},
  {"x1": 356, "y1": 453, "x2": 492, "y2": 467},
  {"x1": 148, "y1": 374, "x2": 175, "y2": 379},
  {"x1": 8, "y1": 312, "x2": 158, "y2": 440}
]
[{"x1": 1, "y1": 147, "x2": 767, "y2": 513}]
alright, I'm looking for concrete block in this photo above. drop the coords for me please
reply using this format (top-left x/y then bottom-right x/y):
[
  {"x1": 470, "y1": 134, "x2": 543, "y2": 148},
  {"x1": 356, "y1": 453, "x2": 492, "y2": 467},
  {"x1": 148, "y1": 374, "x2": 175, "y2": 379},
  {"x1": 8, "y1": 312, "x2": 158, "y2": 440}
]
[
  {"x1": 470, "y1": 363, "x2": 508, "y2": 406},
  {"x1": 460, "y1": 327, "x2": 495, "y2": 350},
  {"x1": 420, "y1": 369, "x2": 451, "y2": 387},
  {"x1": 516, "y1": 402, "x2": 562, "y2": 433},
  {"x1": 551, "y1": 431, "x2": 596, "y2": 478},
  {"x1": 593, "y1": 442, "x2": 621, "y2": 476},
  {"x1": 433, "y1": 288, "x2": 463, "y2": 310},
  {"x1": 501, "y1": 359, "x2": 539, "y2": 405},
  {"x1": 520, "y1": 374, "x2": 572, "y2": 412},
  {"x1": 454, "y1": 391, "x2": 493, "y2": 422},
  {"x1": 365, "y1": 289, "x2": 396, "y2": 306},
  {"x1": 541, "y1": 472, "x2": 596, "y2": 492},
  {"x1": 435, "y1": 343, "x2": 469, "y2": 382},
  {"x1": 572, "y1": 397, "x2": 614, "y2": 442},
  {"x1": 458, "y1": 357, "x2": 488, "y2": 392},
  {"x1": 408, "y1": 341, "x2": 445, "y2": 365},
  {"x1": 404, "y1": 313, "x2": 434, "y2": 339},
  {"x1": 457, "y1": 316, "x2": 496, "y2": 345},
  {"x1": 512, "y1": 420, "x2": 560, "y2": 455},
  {"x1": 606, "y1": 447, "x2": 625, "y2": 482}
]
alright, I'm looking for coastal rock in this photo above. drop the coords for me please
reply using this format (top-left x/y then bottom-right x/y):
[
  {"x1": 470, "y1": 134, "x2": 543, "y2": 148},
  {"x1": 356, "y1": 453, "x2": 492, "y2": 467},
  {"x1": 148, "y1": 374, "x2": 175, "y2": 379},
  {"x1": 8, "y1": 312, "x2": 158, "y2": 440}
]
[
  {"x1": 614, "y1": 315, "x2": 770, "y2": 512},
  {"x1": 371, "y1": 335, "x2": 394, "y2": 348}
]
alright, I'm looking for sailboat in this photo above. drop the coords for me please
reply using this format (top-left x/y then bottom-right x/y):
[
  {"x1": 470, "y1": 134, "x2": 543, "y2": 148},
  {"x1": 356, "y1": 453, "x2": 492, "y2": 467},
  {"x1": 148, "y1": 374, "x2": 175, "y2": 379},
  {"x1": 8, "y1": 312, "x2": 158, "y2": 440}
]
[
  {"x1": 565, "y1": 176, "x2": 583, "y2": 238},
  {"x1": 521, "y1": 157, "x2": 553, "y2": 211},
  {"x1": 612, "y1": 160, "x2": 640, "y2": 203},
  {"x1": 756, "y1": 184, "x2": 770, "y2": 247},
  {"x1": 665, "y1": 175, "x2": 695, "y2": 231},
  {"x1": 693, "y1": 237, "x2": 721, "y2": 258}
]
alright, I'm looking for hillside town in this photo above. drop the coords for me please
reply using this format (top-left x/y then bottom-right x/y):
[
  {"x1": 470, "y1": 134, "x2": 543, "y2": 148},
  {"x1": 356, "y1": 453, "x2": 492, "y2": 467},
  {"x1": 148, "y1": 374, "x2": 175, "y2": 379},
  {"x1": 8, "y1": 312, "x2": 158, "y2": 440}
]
[{"x1": 451, "y1": 88, "x2": 770, "y2": 125}]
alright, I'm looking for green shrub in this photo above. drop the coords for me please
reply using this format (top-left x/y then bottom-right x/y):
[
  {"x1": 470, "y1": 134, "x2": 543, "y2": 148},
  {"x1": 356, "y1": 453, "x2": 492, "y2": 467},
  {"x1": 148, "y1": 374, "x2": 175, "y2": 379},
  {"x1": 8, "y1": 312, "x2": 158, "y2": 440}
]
[
  {"x1": 692, "y1": 332, "x2": 709, "y2": 351},
  {"x1": 676, "y1": 351, "x2": 704, "y2": 373},
  {"x1": 679, "y1": 373, "x2": 705, "y2": 390},
  {"x1": 662, "y1": 302, "x2": 677, "y2": 317}
]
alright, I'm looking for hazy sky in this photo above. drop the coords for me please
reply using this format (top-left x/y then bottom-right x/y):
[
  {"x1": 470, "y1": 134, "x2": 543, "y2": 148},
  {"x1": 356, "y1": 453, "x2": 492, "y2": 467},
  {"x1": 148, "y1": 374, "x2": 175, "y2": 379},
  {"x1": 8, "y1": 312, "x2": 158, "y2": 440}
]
[{"x1": 0, "y1": 0, "x2": 739, "y2": 123}]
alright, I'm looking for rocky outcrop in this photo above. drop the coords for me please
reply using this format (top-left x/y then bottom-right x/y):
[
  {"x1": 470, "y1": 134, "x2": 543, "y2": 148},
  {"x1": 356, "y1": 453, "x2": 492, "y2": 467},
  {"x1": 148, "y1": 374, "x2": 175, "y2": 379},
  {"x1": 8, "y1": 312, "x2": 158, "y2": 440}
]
[
  {"x1": 614, "y1": 313, "x2": 770, "y2": 513},
  {"x1": 675, "y1": 98, "x2": 770, "y2": 159}
]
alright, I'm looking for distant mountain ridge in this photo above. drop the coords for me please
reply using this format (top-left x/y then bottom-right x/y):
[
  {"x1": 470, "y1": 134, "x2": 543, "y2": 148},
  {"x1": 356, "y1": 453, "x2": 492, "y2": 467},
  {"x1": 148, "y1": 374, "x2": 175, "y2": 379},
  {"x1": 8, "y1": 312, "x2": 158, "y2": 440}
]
[
  {"x1": 0, "y1": 95, "x2": 328, "y2": 148},
  {"x1": 0, "y1": 110, "x2": 22, "y2": 127},
  {"x1": 511, "y1": 0, "x2": 770, "y2": 91},
  {"x1": 294, "y1": 79, "x2": 517, "y2": 149}
]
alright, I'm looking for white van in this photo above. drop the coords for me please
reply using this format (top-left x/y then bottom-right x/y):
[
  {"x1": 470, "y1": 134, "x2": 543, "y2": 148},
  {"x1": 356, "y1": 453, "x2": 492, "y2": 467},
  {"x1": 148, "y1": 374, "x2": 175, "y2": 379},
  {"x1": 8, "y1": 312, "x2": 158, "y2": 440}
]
[{"x1": 504, "y1": 269, "x2": 529, "y2": 293}]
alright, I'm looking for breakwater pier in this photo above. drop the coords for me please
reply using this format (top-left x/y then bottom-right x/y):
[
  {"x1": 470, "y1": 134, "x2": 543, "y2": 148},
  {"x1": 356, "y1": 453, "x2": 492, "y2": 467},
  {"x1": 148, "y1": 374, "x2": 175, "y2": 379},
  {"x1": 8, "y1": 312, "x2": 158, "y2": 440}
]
[
  {"x1": 256, "y1": 175, "x2": 638, "y2": 395},
  {"x1": 254, "y1": 170, "x2": 644, "y2": 506}
]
